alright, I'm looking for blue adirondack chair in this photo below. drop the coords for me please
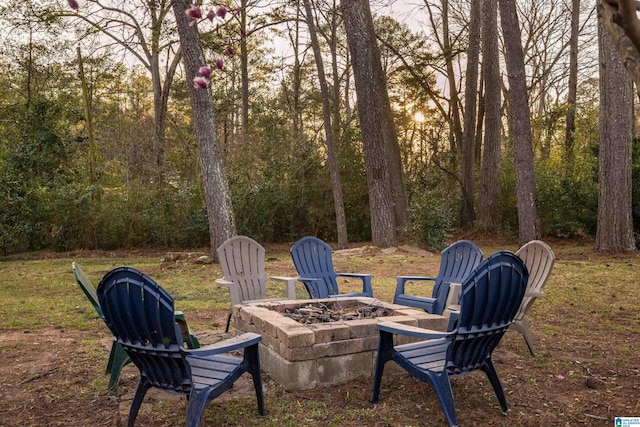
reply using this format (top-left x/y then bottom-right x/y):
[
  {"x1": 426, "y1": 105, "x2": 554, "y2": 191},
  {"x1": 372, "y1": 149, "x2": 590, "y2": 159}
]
[
  {"x1": 72, "y1": 262, "x2": 200, "y2": 390},
  {"x1": 290, "y1": 236, "x2": 373, "y2": 298},
  {"x1": 97, "y1": 266, "x2": 266, "y2": 427},
  {"x1": 393, "y1": 240, "x2": 483, "y2": 315},
  {"x1": 372, "y1": 252, "x2": 528, "y2": 427}
]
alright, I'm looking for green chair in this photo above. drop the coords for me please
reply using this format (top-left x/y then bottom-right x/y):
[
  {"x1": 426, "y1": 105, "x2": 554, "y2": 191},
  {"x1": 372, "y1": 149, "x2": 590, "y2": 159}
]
[{"x1": 72, "y1": 262, "x2": 200, "y2": 390}]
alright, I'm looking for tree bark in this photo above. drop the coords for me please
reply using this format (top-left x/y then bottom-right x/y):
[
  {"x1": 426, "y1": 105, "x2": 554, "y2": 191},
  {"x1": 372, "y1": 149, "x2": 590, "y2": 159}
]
[
  {"x1": 565, "y1": 0, "x2": 580, "y2": 156},
  {"x1": 595, "y1": 9, "x2": 635, "y2": 252},
  {"x1": 460, "y1": 0, "x2": 482, "y2": 228},
  {"x1": 240, "y1": 0, "x2": 250, "y2": 139},
  {"x1": 442, "y1": 0, "x2": 463, "y2": 157},
  {"x1": 477, "y1": 0, "x2": 502, "y2": 233},
  {"x1": 341, "y1": 0, "x2": 397, "y2": 247},
  {"x1": 599, "y1": 0, "x2": 640, "y2": 97},
  {"x1": 498, "y1": 0, "x2": 541, "y2": 245},
  {"x1": 302, "y1": 0, "x2": 349, "y2": 249},
  {"x1": 172, "y1": 0, "x2": 236, "y2": 261}
]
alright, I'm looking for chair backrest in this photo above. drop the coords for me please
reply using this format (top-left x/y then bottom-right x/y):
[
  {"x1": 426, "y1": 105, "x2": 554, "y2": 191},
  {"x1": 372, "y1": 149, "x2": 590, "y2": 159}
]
[
  {"x1": 290, "y1": 236, "x2": 338, "y2": 298},
  {"x1": 72, "y1": 262, "x2": 104, "y2": 319},
  {"x1": 514, "y1": 240, "x2": 556, "y2": 321},
  {"x1": 217, "y1": 236, "x2": 268, "y2": 304},
  {"x1": 432, "y1": 240, "x2": 483, "y2": 314},
  {"x1": 448, "y1": 251, "x2": 528, "y2": 375},
  {"x1": 97, "y1": 266, "x2": 191, "y2": 393}
]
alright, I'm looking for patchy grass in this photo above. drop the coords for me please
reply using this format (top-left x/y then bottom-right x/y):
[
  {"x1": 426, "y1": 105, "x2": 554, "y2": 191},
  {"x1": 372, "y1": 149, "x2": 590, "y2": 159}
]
[{"x1": 0, "y1": 238, "x2": 639, "y2": 426}]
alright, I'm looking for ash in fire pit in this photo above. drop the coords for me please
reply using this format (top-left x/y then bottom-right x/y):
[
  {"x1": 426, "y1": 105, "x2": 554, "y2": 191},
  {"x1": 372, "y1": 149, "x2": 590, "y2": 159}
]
[{"x1": 281, "y1": 300, "x2": 392, "y2": 324}]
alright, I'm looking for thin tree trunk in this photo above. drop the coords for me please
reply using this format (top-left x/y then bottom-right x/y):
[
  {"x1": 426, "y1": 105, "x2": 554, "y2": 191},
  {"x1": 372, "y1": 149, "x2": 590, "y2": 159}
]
[
  {"x1": 460, "y1": 0, "x2": 482, "y2": 228},
  {"x1": 498, "y1": 0, "x2": 541, "y2": 245},
  {"x1": 240, "y1": 0, "x2": 249, "y2": 139},
  {"x1": 477, "y1": 0, "x2": 501, "y2": 233},
  {"x1": 595, "y1": 10, "x2": 635, "y2": 252},
  {"x1": 442, "y1": 0, "x2": 463, "y2": 157},
  {"x1": 341, "y1": 0, "x2": 396, "y2": 247},
  {"x1": 172, "y1": 0, "x2": 236, "y2": 261},
  {"x1": 77, "y1": 47, "x2": 96, "y2": 185},
  {"x1": 292, "y1": 6, "x2": 303, "y2": 141},
  {"x1": 565, "y1": 0, "x2": 580, "y2": 157},
  {"x1": 302, "y1": 0, "x2": 348, "y2": 249}
]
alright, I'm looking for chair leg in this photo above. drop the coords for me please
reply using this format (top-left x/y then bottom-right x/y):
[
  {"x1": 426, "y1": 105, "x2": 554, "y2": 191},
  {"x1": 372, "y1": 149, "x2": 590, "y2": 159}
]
[
  {"x1": 510, "y1": 319, "x2": 536, "y2": 356},
  {"x1": 185, "y1": 388, "x2": 210, "y2": 427},
  {"x1": 519, "y1": 319, "x2": 536, "y2": 356},
  {"x1": 481, "y1": 359, "x2": 508, "y2": 412},
  {"x1": 371, "y1": 331, "x2": 393, "y2": 403},
  {"x1": 108, "y1": 342, "x2": 131, "y2": 390},
  {"x1": 106, "y1": 341, "x2": 116, "y2": 374},
  {"x1": 224, "y1": 312, "x2": 232, "y2": 333},
  {"x1": 245, "y1": 344, "x2": 267, "y2": 415},
  {"x1": 128, "y1": 378, "x2": 152, "y2": 427},
  {"x1": 427, "y1": 371, "x2": 458, "y2": 427}
]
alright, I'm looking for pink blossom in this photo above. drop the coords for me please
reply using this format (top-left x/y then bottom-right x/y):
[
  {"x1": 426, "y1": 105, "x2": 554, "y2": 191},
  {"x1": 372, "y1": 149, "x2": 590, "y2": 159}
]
[
  {"x1": 225, "y1": 44, "x2": 235, "y2": 56},
  {"x1": 236, "y1": 6, "x2": 242, "y2": 15},
  {"x1": 185, "y1": 6, "x2": 202, "y2": 20},
  {"x1": 193, "y1": 76, "x2": 208, "y2": 89},
  {"x1": 198, "y1": 66, "x2": 212, "y2": 78},
  {"x1": 67, "y1": 0, "x2": 79, "y2": 10},
  {"x1": 207, "y1": 9, "x2": 215, "y2": 21},
  {"x1": 214, "y1": 58, "x2": 224, "y2": 70},
  {"x1": 217, "y1": 5, "x2": 227, "y2": 19}
]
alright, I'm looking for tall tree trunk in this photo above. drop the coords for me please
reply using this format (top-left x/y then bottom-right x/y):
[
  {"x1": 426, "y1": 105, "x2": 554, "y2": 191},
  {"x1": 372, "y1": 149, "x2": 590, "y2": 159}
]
[
  {"x1": 329, "y1": 0, "x2": 342, "y2": 139},
  {"x1": 442, "y1": 0, "x2": 463, "y2": 157},
  {"x1": 477, "y1": 0, "x2": 502, "y2": 233},
  {"x1": 240, "y1": 0, "x2": 249, "y2": 139},
  {"x1": 77, "y1": 47, "x2": 96, "y2": 186},
  {"x1": 172, "y1": 0, "x2": 236, "y2": 261},
  {"x1": 302, "y1": 0, "x2": 348, "y2": 249},
  {"x1": 341, "y1": 0, "x2": 397, "y2": 247},
  {"x1": 598, "y1": 0, "x2": 640, "y2": 96},
  {"x1": 377, "y1": 66, "x2": 409, "y2": 238},
  {"x1": 595, "y1": 10, "x2": 635, "y2": 252},
  {"x1": 565, "y1": 0, "x2": 580, "y2": 157},
  {"x1": 292, "y1": 5, "x2": 303, "y2": 142},
  {"x1": 460, "y1": 0, "x2": 482, "y2": 228},
  {"x1": 498, "y1": 0, "x2": 541, "y2": 245}
]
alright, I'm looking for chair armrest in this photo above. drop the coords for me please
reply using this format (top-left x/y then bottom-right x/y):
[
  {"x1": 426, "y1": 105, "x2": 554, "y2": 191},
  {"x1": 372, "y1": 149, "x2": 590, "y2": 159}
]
[
  {"x1": 336, "y1": 273, "x2": 372, "y2": 279},
  {"x1": 335, "y1": 273, "x2": 373, "y2": 297},
  {"x1": 525, "y1": 291, "x2": 545, "y2": 298},
  {"x1": 187, "y1": 332, "x2": 262, "y2": 357},
  {"x1": 215, "y1": 278, "x2": 234, "y2": 287},
  {"x1": 215, "y1": 278, "x2": 241, "y2": 305},
  {"x1": 296, "y1": 276, "x2": 322, "y2": 283},
  {"x1": 445, "y1": 282, "x2": 462, "y2": 307},
  {"x1": 268, "y1": 276, "x2": 298, "y2": 299},
  {"x1": 397, "y1": 276, "x2": 437, "y2": 282},
  {"x1": 378, "y1": 321, "x2": 454, "y2": 340},
  {"x1": 394, "y1": 276, "x2": 437, "y2": 295}
]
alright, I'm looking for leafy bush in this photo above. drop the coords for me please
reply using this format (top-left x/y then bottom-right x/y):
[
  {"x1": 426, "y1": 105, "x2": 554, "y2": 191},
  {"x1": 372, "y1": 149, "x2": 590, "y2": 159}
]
[
  {"x1": 408, "y1": 192, "x2": 454, "y2": 250},
  {"x1": 536, "y1": 155, "x2": 598, "y2": 238},
  {"x1": 405, "y1": 168, "x2": 456, "y2": 251}
]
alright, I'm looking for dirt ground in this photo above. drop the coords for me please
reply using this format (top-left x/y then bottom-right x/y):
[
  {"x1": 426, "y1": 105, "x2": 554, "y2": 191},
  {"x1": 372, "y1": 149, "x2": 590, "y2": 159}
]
[{"x1": 1, "y1": 244, "x2": 639, "y2": 426}]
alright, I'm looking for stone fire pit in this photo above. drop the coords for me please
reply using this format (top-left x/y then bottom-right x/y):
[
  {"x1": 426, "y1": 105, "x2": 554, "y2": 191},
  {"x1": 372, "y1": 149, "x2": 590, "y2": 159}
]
[{"x1": 233, "y1": 297, "x2": 448, "y2": 390}]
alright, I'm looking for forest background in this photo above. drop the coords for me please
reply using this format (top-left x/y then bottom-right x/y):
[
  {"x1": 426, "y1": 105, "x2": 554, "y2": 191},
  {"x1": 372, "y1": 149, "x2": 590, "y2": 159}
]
[{"x1": 0, "y1": 0, "x2": 636, "y2": 256}]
